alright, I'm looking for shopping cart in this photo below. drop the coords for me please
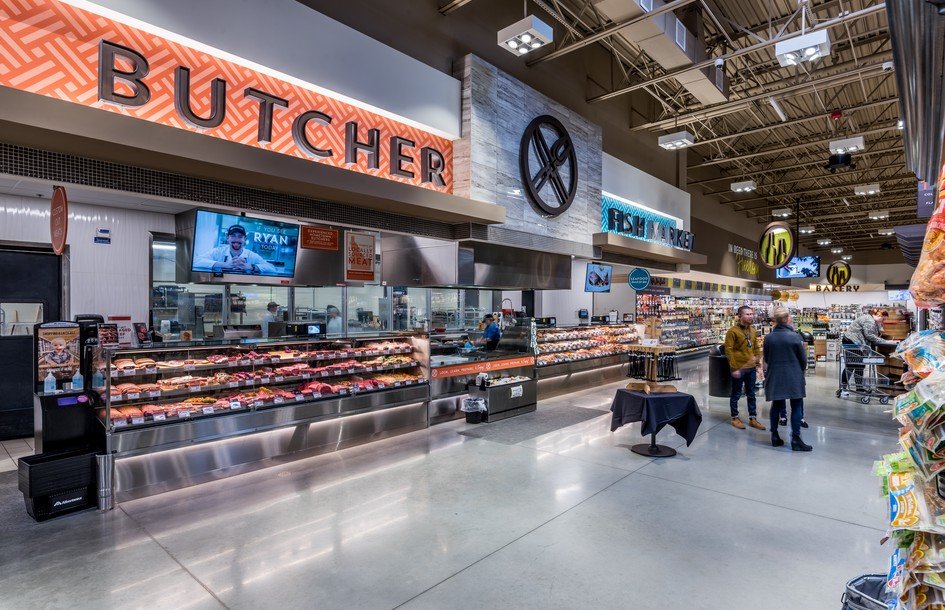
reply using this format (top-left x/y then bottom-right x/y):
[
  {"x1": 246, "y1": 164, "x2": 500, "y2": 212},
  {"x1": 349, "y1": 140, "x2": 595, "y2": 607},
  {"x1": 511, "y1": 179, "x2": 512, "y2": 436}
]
[{"x1": 836, "y1": 344, "x2": 890, "y2": 405}]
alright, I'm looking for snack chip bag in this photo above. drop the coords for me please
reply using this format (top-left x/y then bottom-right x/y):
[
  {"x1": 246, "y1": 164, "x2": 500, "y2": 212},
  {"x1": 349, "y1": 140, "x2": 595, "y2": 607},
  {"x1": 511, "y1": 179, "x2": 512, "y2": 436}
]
[{"x1": 910, "y1": 165, "x2": 945, "y2": 307}]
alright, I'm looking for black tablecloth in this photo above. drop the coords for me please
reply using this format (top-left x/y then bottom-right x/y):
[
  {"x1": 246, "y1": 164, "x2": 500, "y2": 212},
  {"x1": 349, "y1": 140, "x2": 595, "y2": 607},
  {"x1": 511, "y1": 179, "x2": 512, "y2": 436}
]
[{"x1": 609, "y1": 390, "x2": 702, "y2": 446}]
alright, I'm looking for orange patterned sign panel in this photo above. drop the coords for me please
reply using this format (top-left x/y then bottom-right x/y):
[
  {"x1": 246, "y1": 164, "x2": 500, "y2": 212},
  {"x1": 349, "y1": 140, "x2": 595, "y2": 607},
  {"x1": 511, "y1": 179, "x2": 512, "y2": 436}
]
[
  {"x1": 430, "y1": 356, "x2": 536, "y2": 379},
  {"x1": 0, "y1": 0, "x2": 452, "y2": 191}
]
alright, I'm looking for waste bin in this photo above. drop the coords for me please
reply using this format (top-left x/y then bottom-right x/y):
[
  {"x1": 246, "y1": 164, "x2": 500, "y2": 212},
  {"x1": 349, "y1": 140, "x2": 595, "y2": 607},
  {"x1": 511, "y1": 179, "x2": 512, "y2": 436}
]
[{"x1": 708, "y1": 344, "x2": 732, "y2": 398}]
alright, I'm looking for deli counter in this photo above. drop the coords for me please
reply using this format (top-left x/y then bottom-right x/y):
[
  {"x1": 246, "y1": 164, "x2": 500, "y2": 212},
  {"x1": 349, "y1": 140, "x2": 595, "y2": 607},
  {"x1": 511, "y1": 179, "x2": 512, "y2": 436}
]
[{"x1": 428, "y1": 319, "x2": 536, "y2": 423}]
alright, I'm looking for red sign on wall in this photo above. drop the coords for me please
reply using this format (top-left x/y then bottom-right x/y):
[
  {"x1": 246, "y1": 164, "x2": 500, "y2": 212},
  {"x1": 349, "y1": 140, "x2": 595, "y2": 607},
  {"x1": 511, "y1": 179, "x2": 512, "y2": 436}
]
[
  {"x1": 50, "y1": 186, "x2": 68, "y2": 256},
  {"x1": 300, "y1": 225, "x2": 339, "y2": 251}
]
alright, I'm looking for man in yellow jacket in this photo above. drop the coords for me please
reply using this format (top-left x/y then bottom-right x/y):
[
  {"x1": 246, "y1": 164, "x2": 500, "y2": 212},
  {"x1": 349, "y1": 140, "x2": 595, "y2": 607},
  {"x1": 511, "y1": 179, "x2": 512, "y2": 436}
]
[{"x1": 724, "y1": 305, "x2": 766, "y2": 430}]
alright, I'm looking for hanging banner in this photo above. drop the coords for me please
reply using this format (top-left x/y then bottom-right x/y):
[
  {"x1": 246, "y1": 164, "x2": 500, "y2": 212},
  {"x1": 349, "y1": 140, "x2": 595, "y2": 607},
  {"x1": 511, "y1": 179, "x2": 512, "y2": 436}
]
[
  {"x1": 759, "y1": 221, "x2": 795, "y2": 269},
  {"x1": 0, "y1": 0, "x2": 452, "y2": 192},
  {"x1": 345, "y1": 231, "x2": 376, "y2": 282},
  {"x1": 50, "y1": 186, "x2": 68, "y2": 256}
]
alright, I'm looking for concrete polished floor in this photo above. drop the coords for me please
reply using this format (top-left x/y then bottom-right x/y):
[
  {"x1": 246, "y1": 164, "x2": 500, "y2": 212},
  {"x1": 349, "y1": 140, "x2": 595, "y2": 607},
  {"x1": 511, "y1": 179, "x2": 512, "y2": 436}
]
[{"x1": 0, "y1": 360, "x2": 896, "y2": 609}]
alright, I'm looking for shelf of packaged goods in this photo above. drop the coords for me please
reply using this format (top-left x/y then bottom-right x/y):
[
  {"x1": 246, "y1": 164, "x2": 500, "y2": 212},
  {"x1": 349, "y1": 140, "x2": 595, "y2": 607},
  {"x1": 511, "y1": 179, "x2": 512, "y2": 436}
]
[
  {"x1": 536, "y1": 342, "x2": 599, "y2": 354},
  {"x1": 536, "y1": 355, "x2": 627, "y2": 378},
  {"x1": 107, "y1": 346, "x2": 416, "y2": 380},
  {"x1": 536, "y1": 350, "x2": 634, "y2": 367},
  {"x1": 103, "y1": 361, "x2": 422, "y2": 405},
  {"x1": 100, "y1": 376, "x2": 430, "y2": 432},
  {"x1": 103, "y1": 383, "x2": 431, "y2": 458}
]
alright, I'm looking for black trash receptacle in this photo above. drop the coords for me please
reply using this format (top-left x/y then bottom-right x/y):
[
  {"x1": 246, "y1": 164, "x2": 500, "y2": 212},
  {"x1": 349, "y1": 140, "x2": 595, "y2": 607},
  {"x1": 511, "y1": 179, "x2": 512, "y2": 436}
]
[{"x1": 708, "y1": 344, "x2": 733, "y2": 398}]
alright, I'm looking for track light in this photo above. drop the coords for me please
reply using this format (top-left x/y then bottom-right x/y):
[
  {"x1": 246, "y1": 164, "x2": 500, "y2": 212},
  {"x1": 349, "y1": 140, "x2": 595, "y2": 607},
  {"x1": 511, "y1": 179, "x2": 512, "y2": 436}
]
[
  {"x1": 854, "y1": 184, "x2": 881, "y2": 196},
  {"x1": 498, "y1": 15, "x2": 553, "y2": 56},
  {"x1": 658, "y1": 130, "x2": 695, "y2": 150},
  {"x1": 828, "y1": 136, "x2": 865, "y2": 155},
  {"x1": 775, "y1": 30, "x2": 831, "y2": 67}
]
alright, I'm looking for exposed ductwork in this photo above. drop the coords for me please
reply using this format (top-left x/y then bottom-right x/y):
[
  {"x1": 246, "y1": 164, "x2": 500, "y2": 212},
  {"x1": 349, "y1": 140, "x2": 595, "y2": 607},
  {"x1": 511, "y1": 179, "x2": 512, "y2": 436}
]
[
  {"x1": 886, "y1": 1, "x2": 945, "y2": 184},
  {"x1": 593, "y1": 0, "x2": 728, "y2": 105}
]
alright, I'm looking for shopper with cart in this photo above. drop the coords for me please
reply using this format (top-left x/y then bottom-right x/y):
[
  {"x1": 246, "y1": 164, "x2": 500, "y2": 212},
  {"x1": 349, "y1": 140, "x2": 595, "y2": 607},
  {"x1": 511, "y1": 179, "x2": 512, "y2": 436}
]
[
  {"x1": 841, "y1": 311, "x2": 885, "y2": 389},
  {"x1": 763, "y1": 309, "x2": 812, "y2": 451},
  {"x1": 724, "y1": 306, "x2": 765, "y2": 431}
]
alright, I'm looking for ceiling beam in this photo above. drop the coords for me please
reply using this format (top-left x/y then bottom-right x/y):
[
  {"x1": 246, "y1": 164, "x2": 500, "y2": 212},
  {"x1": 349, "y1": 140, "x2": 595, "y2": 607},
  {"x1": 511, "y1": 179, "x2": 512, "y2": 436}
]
[
  {"x1": 633, "y1": 61, "x2": 892, "y2": 132},
  {"x1": 438, "y1": 0, "x2": 474, "y2": 15},
  {"x1": 687, "y1": 144, "x2": 907, "y2": 185},
  {"x1": 702, "y1": 161, "x2": 908, "y2": 196},
  {"x1": 583, "y1": 3, "x2": 886, "y2": 104},
  {"x1": 689, "y1": 97, "x2": 898, "y2": 148},
  {"x1": 526, "y1": 0, "x2": 700, "y2": 66},
  {"x1": 740, "y1": 186, "x2": 918, "y2": 215},
  {"x1": 688, "y1": 123, "x2": 901, "y2": 169}
]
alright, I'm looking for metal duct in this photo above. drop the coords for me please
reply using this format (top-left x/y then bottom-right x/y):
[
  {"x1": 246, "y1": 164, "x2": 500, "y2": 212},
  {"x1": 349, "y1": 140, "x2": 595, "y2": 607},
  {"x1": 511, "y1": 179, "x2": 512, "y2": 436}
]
[
  {"x1": 593, "y1": 0, "x2": 728, "y2": 105},
  {"x1": 380, "y1": 235, "x2": 572, "y2": 289},
  {"x1": 887, "y1": 1, "x2": 945, "y2": 184}
]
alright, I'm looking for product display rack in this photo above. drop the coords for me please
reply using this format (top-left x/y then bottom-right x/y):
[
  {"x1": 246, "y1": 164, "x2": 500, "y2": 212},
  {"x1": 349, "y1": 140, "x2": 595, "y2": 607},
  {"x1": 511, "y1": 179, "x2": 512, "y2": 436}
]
[
  {"x1": 535, "y1": 324, "x2": 640, "y2": 369},
  {"x1": 91, "y1": 335, "x2": 431, "y2": 501},
  {"x1": 635, "y1": 295, "x2": 771, "y2": 350}
]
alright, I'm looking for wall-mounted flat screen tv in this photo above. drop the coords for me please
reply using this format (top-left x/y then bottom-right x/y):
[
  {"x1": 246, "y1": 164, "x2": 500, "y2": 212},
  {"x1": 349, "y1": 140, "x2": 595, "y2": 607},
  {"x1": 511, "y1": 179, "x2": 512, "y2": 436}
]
[
  {"x1": 584, "y1": 263, "x2": 613, "y2": 293},
  {"x1": 775, "y1": 256, "x2": 821, "y2": 279},
  {"x1": 191, "y1": 210, "x2": 300, "y2": 278}
]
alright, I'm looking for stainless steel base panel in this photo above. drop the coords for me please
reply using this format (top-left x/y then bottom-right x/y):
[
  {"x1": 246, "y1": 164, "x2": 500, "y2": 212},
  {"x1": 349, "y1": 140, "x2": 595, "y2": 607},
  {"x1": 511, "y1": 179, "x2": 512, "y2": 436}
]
[
  {"x1": 112, "y1": 397, "x2": 428, "y2": 502},
  {"x1": 536, "y1": 361, "x2": 630, "y2": 400}
]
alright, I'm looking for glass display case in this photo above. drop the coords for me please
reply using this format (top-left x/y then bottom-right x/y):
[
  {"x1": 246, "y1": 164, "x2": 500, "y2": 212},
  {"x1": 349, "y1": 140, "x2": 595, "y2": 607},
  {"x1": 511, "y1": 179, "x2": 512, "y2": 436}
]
[
  {"x1": 88, "y1": 334, "x2": 431, "y2": 503},
  {"x1": 93, "y1": 335, "x2": 428, "y2": 432},
  {"x1": 535, "y1": 324, "x2": 639, "y2": 368}
]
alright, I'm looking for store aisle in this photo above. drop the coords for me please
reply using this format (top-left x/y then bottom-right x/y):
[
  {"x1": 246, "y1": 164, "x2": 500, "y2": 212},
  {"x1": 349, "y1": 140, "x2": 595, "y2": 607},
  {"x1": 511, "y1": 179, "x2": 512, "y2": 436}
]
[{"x1": 0, "y1": 359, "x2": 896, "y2": 609}]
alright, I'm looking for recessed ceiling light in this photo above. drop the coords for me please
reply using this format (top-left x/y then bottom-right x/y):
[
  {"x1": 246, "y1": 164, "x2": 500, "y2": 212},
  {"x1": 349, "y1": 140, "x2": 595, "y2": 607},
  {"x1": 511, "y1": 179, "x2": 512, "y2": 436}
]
[
  {"x1": 498, "y1": 15, "x2": 553, "y2": 57},
  {"x1": 658, "y1": 130, "x2": 695, "y2": 150},
  {"x1": 775, "y1": 30, "x2": 831, "y2": 67}
]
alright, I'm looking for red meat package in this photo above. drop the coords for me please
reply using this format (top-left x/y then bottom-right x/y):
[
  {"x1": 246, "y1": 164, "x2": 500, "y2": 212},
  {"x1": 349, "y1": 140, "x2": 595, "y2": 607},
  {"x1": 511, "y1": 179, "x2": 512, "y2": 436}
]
[{"x1": 910, "y1": 166, "x2": 945, "y2": 308}]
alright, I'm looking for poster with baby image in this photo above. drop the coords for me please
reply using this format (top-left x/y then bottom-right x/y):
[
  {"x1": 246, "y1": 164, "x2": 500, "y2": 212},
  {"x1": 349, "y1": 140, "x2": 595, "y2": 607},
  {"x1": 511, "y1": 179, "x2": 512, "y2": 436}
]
[{"x1": 36, "y1": 322, "x2": 80, "y2": 383}]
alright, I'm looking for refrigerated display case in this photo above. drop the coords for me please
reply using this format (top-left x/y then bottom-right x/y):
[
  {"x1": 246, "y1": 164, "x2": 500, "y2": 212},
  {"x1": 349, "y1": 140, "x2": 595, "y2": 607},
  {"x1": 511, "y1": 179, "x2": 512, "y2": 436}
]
[
  {"x1": 90, "y1": 334, "x2": 430, "y2": 502},
  {"x1": 535, "y1": 324, "x2": 639, "y2": 376}
]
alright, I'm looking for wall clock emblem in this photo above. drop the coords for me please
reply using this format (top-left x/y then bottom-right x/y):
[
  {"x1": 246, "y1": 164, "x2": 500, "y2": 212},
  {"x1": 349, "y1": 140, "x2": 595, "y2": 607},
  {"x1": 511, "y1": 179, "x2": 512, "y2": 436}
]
[{"x1": 519, "y1": 115, "x2": 578, "y2": 217}]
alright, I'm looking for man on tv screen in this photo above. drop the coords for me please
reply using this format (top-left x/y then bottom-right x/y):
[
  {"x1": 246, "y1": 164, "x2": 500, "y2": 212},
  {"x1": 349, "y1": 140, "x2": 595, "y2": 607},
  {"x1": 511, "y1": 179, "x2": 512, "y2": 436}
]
[{"x1": 193, "y1": 224, "x2": 276, "y2": 274}]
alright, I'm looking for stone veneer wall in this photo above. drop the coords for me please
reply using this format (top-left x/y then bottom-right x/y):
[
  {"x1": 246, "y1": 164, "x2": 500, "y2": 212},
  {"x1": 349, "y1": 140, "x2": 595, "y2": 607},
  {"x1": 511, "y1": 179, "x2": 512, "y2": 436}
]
[{"x1": 453, "y1": 54, "x2": 603, "y2": 245}]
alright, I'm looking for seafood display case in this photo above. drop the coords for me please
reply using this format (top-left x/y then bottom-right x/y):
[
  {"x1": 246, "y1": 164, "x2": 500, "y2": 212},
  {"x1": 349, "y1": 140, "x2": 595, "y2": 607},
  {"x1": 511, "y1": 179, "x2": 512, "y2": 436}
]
[{"x1": 90, "y1": 334, "x2": 430, "y2": 502}]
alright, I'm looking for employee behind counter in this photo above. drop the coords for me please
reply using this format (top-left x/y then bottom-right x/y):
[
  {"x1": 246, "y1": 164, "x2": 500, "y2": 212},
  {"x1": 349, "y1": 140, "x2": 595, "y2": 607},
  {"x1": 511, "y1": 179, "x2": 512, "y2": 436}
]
[{"x1": 477, "y1": 314, "x2": 501, "y2": 351}]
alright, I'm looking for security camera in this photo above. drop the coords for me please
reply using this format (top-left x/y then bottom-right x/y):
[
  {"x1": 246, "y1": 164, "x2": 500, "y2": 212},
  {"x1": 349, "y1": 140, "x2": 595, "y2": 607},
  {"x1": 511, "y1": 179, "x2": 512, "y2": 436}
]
[
  {"x1": 715, "y1": 57, "x2": 724, "y2": 68},
  {"x1": 882, "y1": 61, "x2": 894, "y2": 72}
]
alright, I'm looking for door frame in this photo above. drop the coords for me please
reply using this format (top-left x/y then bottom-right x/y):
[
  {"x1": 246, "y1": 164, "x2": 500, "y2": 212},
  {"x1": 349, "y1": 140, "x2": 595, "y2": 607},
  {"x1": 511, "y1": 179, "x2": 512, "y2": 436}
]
[{"x1": 0, "y1": 240, "x2": 70, "y2": 321}]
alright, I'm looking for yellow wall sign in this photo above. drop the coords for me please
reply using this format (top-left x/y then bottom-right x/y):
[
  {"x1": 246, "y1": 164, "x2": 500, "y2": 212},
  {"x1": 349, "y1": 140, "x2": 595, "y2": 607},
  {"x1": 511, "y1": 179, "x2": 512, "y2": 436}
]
[
  {"x1": 759, "y1": 221, "x2": 795, "y2": 269},
  {"x1": 826, "y1": 260, "x2": 852, "y2": 287}
]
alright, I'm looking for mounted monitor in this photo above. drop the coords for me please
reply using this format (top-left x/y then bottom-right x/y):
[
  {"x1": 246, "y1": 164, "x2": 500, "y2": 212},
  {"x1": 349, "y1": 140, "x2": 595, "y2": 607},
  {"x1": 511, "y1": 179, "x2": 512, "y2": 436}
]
[
  {"x1": 584, "y1": 263, "x2": 613, "y2": 293},
  {"x1": 775, "y1": 256, "x2": 821, "y2": 279},
  {"x1": 191, "y1": 210, "x2": 300, "y2": 279}
]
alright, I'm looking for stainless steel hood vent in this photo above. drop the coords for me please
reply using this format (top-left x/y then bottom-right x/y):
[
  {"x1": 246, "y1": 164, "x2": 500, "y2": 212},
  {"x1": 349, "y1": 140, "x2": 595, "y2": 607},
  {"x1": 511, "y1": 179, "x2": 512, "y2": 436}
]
[{"x1": 381, "y1": 235, "x2": 571, "y2": 289}]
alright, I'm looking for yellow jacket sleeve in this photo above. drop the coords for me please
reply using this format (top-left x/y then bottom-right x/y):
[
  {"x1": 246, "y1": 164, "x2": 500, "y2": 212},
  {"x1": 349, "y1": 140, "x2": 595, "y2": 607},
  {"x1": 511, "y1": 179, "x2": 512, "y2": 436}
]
[{"x1": 723, "y1": 328, "x2": 738, "y2": 369}]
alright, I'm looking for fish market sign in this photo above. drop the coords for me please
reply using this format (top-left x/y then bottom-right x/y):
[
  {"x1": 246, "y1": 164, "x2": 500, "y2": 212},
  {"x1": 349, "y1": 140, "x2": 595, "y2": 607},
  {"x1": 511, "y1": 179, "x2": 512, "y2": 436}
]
[{"x1": 601, "y1": 193, "x2": 694, "y2": 251}]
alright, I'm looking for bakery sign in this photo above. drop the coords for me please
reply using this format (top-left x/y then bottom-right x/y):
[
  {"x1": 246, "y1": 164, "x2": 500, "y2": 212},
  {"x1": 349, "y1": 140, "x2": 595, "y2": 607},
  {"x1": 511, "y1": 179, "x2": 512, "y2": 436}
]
[
  {"x1": 601, "y1": 192, "x2": 694, "y2": 251},
  {"x1": 0, "y1": 0, "x2": 452, "y2": 191}
]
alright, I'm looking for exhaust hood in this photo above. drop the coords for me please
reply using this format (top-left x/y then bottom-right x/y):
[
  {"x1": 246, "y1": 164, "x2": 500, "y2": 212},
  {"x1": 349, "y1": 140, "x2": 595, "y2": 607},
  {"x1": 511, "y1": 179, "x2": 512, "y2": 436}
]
[{"x1": 380, "y1": 235, "x2": 571, "y2": 289}]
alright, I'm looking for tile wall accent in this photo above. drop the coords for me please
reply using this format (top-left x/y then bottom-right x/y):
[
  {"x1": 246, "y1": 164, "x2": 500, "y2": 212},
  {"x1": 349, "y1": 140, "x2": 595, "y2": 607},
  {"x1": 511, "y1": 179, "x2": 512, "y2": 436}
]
[{"x1": 454, "y1": 55, "x2": 603, "y2": 245}]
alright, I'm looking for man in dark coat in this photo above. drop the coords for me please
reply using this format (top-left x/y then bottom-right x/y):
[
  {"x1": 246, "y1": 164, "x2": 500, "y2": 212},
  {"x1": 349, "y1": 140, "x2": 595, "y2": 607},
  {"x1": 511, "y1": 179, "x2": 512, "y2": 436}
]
[{"x1": 763, "y1": 309, "x2": 812, "y2": 451}]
